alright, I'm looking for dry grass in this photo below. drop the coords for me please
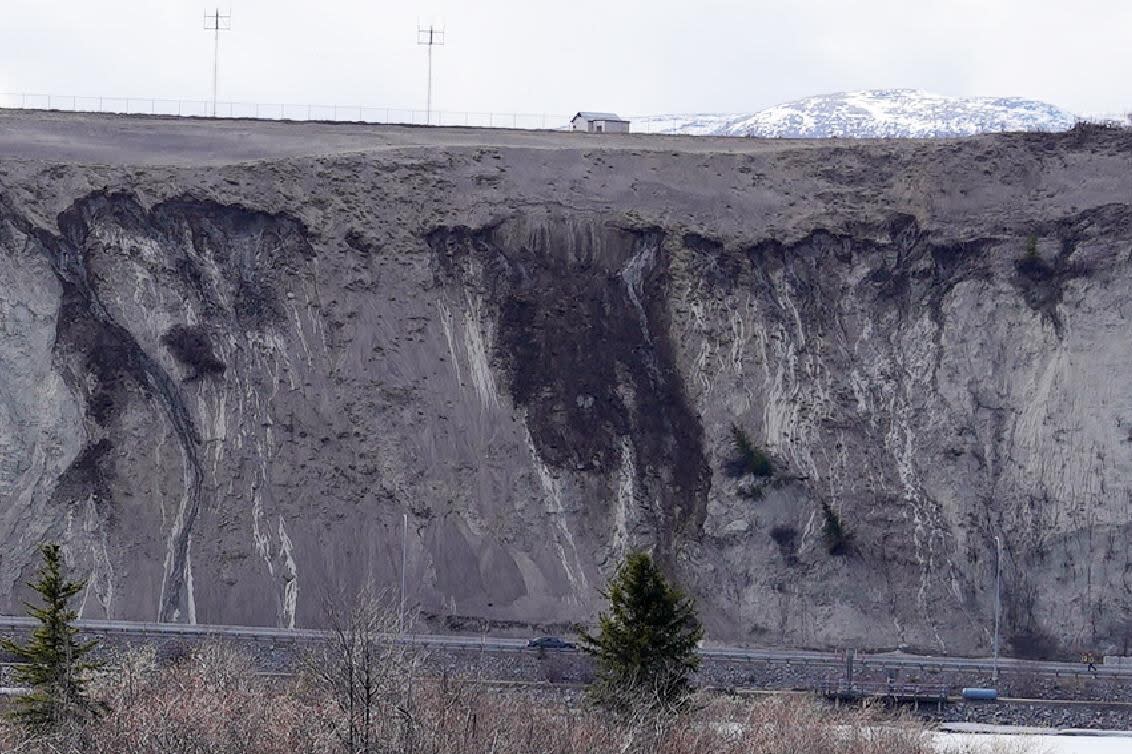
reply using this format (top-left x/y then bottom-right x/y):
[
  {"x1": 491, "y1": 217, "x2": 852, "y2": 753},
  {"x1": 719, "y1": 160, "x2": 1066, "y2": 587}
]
[{"x1": 0, "y1": 643, "x2": 1035, "y2": 754}]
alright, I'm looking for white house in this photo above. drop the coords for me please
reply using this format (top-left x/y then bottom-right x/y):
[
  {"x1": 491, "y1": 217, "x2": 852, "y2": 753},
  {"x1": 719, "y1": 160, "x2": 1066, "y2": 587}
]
[{"x1": 571, "y1": 112, "x2": 630, "y2": 134}]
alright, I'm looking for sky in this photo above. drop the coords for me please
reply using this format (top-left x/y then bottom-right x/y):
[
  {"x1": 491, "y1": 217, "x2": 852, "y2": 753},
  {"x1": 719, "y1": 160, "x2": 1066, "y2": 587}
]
[{"x1": 0, "y1": 0, "x2": 1128, "y2": 118}]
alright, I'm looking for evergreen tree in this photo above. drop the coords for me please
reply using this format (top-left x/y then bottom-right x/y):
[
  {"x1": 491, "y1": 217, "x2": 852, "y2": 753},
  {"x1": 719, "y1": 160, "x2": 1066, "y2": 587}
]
[
  {"x1": 581, "y1": 551, "x2": 703, "y2": 712},
  {"x1": 730, "y1": 424, "x2": 773, "y2": 478},
  {"x1": 0, "y1": 543, "x2": 99, "y2": 731}
]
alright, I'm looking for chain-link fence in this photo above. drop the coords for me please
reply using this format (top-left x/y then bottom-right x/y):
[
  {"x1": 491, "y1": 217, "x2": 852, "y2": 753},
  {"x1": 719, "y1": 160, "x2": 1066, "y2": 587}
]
[
  {"x1": 0, "y1": 92, "x2": 585, "y2": 131},
  {"x1": 4, "y1": 93, "x2": 1128, "y2": 136}
]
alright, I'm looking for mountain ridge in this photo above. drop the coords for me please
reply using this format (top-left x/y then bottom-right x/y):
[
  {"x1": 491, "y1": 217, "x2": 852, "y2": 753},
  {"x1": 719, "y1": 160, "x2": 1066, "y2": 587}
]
[{"x1": 636, "y1": 88, "x2": 1082, "y2": 138}]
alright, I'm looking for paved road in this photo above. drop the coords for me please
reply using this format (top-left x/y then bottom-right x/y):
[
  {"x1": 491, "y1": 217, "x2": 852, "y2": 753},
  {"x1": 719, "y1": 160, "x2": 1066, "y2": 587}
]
[{"x1": 1, "y1": 616, "x2": 1126, "y2": 678}]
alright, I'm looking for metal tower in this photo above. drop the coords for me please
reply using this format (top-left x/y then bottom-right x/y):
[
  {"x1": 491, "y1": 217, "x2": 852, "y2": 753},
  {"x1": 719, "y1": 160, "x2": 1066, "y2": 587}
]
[
  {"x1": 416, "y1": 24, "x2": 446, "y2": 125},
  {"x1": 203, "y1": 8, "x2": 232, "y2": 117}
]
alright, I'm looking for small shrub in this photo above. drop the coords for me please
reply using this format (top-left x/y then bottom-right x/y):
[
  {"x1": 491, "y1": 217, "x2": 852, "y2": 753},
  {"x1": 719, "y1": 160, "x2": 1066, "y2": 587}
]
[
  {"x1": 728, "y1": 424, "x2": 774, "y2": 479},
  {"x1": 161, "y1": 324, "x2": 226, "y2": 380},
  {"x1": 1015, "y1": 234, "x2": 1054, "y2": 280},
  {"x1": 770, "y1": 525, "x2": 800, "y2": 565},
  {"x1": 821, "y1": 501, "x2": 851, "y2": 556},
  {"x1": 770, "y1": 525, "x2": 798, "y2": 550}
]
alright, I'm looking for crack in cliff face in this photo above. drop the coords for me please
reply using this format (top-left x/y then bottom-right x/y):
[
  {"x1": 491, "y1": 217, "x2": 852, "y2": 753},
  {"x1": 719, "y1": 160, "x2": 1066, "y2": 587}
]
[
  {"x1": 428, "y1": 217, "x2": 710, "y2": 559},
  {"x1": 4, "y1": 190, "x2": 313, "y2": 623}
]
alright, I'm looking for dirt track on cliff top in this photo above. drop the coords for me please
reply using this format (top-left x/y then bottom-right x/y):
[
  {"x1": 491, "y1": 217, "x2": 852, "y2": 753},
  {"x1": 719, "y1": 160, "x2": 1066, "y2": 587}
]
[{"x1": 0, "y1": 109, "x2": 909, "y2": 165}]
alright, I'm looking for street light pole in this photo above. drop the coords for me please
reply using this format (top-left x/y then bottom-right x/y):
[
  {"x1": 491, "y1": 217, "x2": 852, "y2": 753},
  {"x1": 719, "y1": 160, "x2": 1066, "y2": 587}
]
[
  {"x1": 992, "y1": 535, "x2": 1002, "y2": 681},
  {"x1": 399, "y1": 512, "x2": 408, "y2": 634}
]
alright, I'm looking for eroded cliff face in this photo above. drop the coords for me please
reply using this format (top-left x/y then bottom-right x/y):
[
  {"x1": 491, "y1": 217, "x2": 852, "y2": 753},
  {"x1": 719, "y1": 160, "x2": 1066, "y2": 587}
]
[{"x1": 1, "y1": 118, "x2": 1131, "y2": 656}]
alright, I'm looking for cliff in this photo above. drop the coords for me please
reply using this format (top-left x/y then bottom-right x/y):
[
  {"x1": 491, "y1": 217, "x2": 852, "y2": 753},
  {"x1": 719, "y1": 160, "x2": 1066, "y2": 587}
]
[{"x1": 1, "y1": 111, "x2": 1130, "y2": 657}]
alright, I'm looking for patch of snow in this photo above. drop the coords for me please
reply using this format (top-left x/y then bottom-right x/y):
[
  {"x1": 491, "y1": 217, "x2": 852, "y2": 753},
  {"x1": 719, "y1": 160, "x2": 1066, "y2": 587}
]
[
  {"x1": 630, "y1": 113, "x2": 744, "y2": 135},
  {"x1": 634, "y1": 89, "x2": 1081, "y2": 139},
  {"x1": 936, "y1": 732, "x2": 1132, "y2": 754}
]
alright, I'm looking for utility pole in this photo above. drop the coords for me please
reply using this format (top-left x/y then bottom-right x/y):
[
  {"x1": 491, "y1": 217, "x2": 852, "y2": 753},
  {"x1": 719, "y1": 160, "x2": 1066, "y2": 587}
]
[
  {"x1": 399, "y1": 512, "x2": 408, "y2": 634},
  {"x1": 992, "y1": 534, "x2": 1002, "y2": 682},
  {"x1": 203, "y1": 8, "x2": 232, "y2": 117},
  {"x1": 416, "y1": 23, "x2": 446, "y2": 125}
]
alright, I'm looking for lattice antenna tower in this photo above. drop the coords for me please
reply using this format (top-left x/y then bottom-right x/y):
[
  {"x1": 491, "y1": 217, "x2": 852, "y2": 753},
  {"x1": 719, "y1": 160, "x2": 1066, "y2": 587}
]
[
  {"x1": 203, "y1": 7, "x2": 233, "y2": 117},
  {"x1": 416, "y1": 22, "x2": 446, "y2": 125}
]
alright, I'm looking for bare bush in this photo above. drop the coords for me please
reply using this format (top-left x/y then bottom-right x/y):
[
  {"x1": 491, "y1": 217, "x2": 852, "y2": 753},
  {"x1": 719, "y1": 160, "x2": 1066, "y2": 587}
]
[
  {"x1": 90, "y1": 640, "x2": 335, "y2": 754},
  {"x1": 0, "y1": 640, "x2": 987, "y2": 754},
  {"x1": 0, "y1": 641, "x2": 336, "y2": 754},
  {"x1": 395, "y1": 680, "x2": 624, "y2": 754},
  {"x1": 302, "y1": 586, "x2": 427, "y2": 754}
]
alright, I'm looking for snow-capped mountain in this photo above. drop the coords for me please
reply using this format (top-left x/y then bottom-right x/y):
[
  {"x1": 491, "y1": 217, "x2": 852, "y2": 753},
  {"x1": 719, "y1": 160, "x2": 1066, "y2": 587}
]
[
  {"x1": 1081, "y1": 111, "x2": 1132, "y2": 128},
  {"x1": 630, "y1": 113, "x2": 743, "y2": 136},
  {"x1": 639, "y1": 89, "x2": 1080, "y2": 138}
]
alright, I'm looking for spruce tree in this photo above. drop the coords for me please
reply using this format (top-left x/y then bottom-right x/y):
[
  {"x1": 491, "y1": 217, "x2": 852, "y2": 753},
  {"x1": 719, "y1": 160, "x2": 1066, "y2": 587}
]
[
  {"x1": 581, "y1": 551, "x2": 703, "y2": 712},
  {"x1": 0, "y1": 543, "x2": 99, "y2": 731},
  {"x1": 730, "y1": 424, "x2": 773, "y2": 478}
]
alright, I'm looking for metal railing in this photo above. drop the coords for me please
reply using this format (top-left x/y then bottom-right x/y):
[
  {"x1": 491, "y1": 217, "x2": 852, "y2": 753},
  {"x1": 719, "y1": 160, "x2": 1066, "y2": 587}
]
[
  {"x1": 0, "y1": 92, "x2": 705, "y2": 133},
  {"x1": 818, "y1": 679, "x2": 950, "y2": 700},
  {"x1": 0, "y1": 92, "x2": 578, "y2": 131}
]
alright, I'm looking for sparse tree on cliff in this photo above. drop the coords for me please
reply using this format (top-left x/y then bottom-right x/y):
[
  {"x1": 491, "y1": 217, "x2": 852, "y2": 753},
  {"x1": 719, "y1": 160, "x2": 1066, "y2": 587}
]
[
  {"x1": 729, "y1": 424, "x2": 774, "y2": 478},
  {"x1": 581, "y1": 551, "x2": 703, "y2": 712},
  {"x1": 0, "y1": 543, "x2": 100, "y2": 731}
]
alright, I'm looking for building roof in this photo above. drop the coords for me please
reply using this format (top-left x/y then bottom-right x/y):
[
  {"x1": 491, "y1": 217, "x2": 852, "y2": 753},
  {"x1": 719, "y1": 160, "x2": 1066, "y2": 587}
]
[{"x1": 573, "y1": 112, "x2": 628, "y2": 122}]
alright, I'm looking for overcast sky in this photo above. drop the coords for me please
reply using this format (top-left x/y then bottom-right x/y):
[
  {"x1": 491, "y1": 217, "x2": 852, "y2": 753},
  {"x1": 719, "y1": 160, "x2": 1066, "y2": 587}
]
[{"x1": 1, "y1": 0, "x2": 1127, "y2": 117}]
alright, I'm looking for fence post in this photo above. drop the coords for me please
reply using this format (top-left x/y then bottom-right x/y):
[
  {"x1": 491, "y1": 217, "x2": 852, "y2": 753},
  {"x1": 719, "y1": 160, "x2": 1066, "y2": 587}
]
[
  {"x1": 513, "y1": 113, "x2": 517, "y2": 128},
  {"x1": 21, "y1": 93, "x2": 26, "y2": 108},
  {"x1": 47, "y1": 95, "x2": 51, "y2": 109}
]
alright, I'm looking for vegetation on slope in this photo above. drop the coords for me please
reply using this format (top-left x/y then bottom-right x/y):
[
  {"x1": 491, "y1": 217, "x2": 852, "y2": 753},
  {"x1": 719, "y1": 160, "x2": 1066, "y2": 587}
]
[
  {"x1": 0, "y1": 641, "x2": 940, "y2": 754},
  {"x1": 580, "y1": 552, "x2": 703, "y2": 713}
]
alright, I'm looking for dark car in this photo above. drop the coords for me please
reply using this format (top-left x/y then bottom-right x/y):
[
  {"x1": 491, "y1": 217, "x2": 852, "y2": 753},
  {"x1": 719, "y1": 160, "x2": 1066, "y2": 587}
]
[{"x1": 526, "y1": 636, "x2": 575, "y2": 650}]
